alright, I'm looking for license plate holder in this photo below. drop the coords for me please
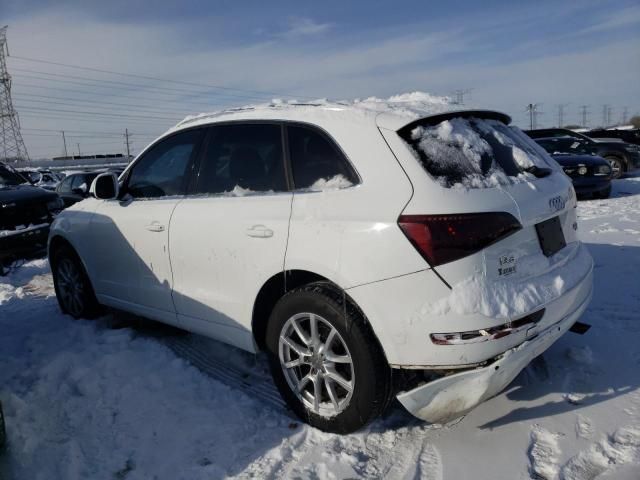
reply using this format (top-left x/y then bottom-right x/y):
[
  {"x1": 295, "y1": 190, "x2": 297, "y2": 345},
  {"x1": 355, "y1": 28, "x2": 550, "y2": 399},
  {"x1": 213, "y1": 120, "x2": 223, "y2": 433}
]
[{"x1": 535, "y1": 216, "x2": 566, "y2": 257}]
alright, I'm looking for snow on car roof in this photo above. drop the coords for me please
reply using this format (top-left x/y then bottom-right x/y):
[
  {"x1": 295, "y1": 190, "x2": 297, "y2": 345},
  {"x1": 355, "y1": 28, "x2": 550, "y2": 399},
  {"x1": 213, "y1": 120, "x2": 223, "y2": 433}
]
[{"x1": 169, "y1": 91, "x2": 495, "y2": 133}]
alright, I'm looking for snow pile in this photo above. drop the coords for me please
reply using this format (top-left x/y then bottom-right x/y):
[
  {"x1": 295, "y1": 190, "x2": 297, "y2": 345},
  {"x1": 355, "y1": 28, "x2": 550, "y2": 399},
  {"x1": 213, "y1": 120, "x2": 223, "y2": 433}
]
[
  {"x1": 308, "y1": 174, "x2": 353, "y2": 191},
  {"x1": 409, "y1": 117, "x2": 545, "y2": 189},
  {"x1": 420, "y1": 242, "x2": 593, "y2": 318}
]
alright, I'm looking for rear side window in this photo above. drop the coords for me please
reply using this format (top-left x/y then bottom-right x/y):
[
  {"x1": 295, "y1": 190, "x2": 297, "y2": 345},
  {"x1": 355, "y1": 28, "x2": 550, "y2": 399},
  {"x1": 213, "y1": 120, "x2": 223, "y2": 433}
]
[
  {"x1": 287, "y1": 125, "x2": 358, "y2": 190},
  {"x1": 194, "y1": 123, "x2": 286, "y2": 195},
  {"x1": 400, "y1": 117, "x2": 550, "y2": 189},
  {"x1": 127, "y1": 129, "x2": 202, "y2": 198}
]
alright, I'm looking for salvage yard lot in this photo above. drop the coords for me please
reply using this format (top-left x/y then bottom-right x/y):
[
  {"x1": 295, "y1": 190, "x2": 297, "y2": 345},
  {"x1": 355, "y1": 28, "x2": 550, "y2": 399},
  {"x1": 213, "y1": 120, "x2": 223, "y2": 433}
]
[{"x1": 1, "y1": 177, "x2": 640, "y2": 479}]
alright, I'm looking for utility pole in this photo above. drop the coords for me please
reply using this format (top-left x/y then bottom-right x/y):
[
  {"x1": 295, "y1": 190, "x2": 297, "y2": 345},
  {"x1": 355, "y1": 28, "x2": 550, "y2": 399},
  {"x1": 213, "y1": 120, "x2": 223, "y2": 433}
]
[
  {"x1": 452, "y1": 89, "x2": 472, "y2": 105},
  {"x1": 579, "y1": 105, "x2": 590, "y2": 127},
  {"x1": 526, "y1": 103, "x2": 542, "y2": 129},
  {"x1": 124, "y1": 128, "x2": 131, "y2": 159},
  {"x1": 77, "y1": 143, "x2": 81, "y2": 156},
  {"x1": 61, "y1": 130, "x2": 68, "y2": 157},
  {"x1": 557, "y1": 104, "x2": 569, "y2": 127},
  {"x1": 602, "y1": 105, "x2": 612, "y2": 127},
  {"x1": 622, "y1": 106, "x2": 629, "y2": 125},
  {"x1": 0, "y1": 26, "x2": 29, "y2": 163}
]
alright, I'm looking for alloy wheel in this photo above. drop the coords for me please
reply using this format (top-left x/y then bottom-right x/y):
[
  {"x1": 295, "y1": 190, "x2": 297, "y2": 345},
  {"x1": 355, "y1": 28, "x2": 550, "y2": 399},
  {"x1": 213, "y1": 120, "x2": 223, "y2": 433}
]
[
  {"x1": 278, "y1": 312, "x2": 355, "y2": 417},
  {"x1": 56, "y1": 257, "x2": 85, "y2": 317}
]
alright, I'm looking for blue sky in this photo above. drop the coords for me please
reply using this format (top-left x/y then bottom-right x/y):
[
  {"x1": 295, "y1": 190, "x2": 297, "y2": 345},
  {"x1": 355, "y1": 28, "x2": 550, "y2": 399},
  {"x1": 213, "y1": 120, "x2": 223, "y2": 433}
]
[{"x1": 4, "y1": 0, "x2": 640, "y2": 158}]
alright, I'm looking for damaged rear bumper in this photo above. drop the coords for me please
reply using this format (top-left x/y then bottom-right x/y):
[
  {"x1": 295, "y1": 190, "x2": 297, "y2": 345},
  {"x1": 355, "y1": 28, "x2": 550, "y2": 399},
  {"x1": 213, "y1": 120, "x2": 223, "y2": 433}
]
[{"x1": 396, "y1": 276, "x2": 593, "y2": 423}]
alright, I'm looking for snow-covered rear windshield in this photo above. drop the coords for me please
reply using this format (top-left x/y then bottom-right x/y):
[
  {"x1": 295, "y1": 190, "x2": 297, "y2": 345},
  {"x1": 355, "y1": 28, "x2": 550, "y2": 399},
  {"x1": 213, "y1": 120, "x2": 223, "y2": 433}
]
[{"x1": 400, "y1": 117, "x2": 551, "y2": 189}]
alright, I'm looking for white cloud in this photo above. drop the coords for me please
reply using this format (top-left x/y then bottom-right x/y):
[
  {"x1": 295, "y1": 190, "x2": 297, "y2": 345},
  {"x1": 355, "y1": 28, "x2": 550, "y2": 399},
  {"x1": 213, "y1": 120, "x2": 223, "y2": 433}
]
[{"x1": 278, "y1": 17, "x2": 332, "y2": 38}]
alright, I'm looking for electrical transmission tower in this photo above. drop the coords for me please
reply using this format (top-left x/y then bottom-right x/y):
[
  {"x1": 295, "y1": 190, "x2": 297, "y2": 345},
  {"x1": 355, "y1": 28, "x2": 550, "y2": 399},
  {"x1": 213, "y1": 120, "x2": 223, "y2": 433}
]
[{"x1": 0, "y1": 26, "x2": 29, "y2": 164}]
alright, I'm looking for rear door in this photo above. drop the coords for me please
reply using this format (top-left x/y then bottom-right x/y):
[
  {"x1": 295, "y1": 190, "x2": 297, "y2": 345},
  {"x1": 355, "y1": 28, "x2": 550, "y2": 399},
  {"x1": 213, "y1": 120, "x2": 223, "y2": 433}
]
[{"x1": 169, "y1": 122, "x2": 292, "y2": 351}]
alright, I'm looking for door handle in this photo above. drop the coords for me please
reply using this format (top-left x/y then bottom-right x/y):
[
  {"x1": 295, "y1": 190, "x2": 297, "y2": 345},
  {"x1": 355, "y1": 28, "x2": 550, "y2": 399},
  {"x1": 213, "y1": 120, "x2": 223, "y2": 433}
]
[
  {"x1": 246, "y1": 225, "x2": 274, "y2": 238},
  {"x1": 145, "y1": 222, "x2": 165, "y2": 232}
]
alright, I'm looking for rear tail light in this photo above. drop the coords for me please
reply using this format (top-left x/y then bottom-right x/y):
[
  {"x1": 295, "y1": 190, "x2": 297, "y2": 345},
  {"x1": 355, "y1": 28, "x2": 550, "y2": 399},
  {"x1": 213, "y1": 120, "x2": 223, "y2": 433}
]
[{"x1": 398, "y1": 212, "x2": 522, "y2": 267}]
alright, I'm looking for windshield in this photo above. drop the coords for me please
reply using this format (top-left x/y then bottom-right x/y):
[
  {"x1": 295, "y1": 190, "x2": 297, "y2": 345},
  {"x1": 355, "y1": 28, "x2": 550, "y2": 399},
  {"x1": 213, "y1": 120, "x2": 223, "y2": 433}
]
[
  {"x1": 400, "y1": 117, "x2": 552, "y2": 188},
  {"x1": 0, "y1": 164, "x2": 28, "y2": 187}
]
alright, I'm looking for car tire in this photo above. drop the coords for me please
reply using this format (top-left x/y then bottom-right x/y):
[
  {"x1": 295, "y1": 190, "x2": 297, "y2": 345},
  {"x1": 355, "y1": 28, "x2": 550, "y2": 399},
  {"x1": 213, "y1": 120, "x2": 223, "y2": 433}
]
[
  {"x1": 596, "y1": 185, "x2": 612, "y2": 199},
  {"x1": 605, "y1": 157, "x2": 624, "y2": 179},
  {"x1": 51, "y1": 245, "x2": 100, "y2": 319},
  {"x1": 265, "y1": 283, "x2": 392, "y2": 434}
]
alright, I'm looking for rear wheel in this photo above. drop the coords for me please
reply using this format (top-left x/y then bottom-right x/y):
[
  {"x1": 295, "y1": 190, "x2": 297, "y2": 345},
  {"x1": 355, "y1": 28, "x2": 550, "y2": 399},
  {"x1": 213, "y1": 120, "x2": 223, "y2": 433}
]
[
  {"x1": 265, "y1": 283, "x2": 392, "y2": 433},
  {"x1": 51, "y1": 245, "x2": 100, "y2": 319},
  {"x1": 605, "y1": 157, "x2": 624, "y2": 179}
]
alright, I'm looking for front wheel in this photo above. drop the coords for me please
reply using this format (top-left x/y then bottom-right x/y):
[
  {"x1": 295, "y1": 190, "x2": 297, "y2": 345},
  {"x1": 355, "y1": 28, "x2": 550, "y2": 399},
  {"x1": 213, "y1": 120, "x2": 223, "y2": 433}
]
[
  {"x1": 265, "y1": 284, "x2": 392, "y2": 433},
  {"x1": 51, "y1": 245, "x2": 100, "y2": 319},
  {"x1": 605, "y1": 157, "x2": 624, "y2": 179}
]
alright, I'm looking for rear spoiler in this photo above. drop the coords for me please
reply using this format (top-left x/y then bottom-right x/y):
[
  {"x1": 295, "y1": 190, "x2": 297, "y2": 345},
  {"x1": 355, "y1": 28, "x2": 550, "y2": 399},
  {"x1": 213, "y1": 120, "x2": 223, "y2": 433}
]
[{"x1": 397, "y1": 110, "x2": 512, "y2": 138}]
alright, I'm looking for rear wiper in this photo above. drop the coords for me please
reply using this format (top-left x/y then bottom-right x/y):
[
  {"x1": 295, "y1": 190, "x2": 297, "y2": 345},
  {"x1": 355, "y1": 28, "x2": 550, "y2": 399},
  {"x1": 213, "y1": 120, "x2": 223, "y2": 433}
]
[{"x1": 524, "y1": 166, "x2": 552, "y2": 178}]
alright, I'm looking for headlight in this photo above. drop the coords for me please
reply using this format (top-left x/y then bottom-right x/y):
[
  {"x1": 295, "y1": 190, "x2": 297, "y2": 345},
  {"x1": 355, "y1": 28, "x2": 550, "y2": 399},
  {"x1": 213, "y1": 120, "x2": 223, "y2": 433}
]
[
  {"x1": 594, "y1": 164, "x2": 611, "y2": 176},
  {"x1": 46, "y1": 197, "x2": 64, "y2": 212},
  {"x1": 578, "y1": 166, "x2": 588, "y2": 175}
]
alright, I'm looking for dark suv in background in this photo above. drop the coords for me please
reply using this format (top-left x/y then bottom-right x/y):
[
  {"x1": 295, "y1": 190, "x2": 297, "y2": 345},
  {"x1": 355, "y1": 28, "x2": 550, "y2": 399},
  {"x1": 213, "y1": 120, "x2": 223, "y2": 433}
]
[
  {"x1": 0, "y1": 162, "x2": 63, "y2": 273},
  {"x1": 585, "y1": 128, "x2": 640, "y2": 147},
  {"x1": 525, "y1": 128, "x2": 640, "y2": 178}
]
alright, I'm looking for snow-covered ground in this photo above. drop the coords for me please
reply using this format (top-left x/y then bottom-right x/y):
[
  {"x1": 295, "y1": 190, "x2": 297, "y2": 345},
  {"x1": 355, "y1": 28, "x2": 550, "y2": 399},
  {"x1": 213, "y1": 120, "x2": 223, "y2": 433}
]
[{"x1": 1, "y1": 177, "x2": 640, "y2": 480}]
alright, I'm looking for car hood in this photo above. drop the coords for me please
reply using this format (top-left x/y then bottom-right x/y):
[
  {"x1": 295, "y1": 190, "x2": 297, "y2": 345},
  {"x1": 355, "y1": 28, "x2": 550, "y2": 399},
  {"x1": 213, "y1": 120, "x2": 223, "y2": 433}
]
[
  {"x1": 551, "y1": 154, "x2": 609, "y2": 167},
  {"x1": 0, "y1": 184, "x2": 58, "y2": 207}
]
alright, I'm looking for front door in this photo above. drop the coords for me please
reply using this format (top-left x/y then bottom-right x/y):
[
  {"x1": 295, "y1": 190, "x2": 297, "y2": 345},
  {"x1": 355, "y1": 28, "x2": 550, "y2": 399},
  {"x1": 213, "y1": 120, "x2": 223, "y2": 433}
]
[{"x1": 87, "y1": 128, "x2": 204, "y2": 323}]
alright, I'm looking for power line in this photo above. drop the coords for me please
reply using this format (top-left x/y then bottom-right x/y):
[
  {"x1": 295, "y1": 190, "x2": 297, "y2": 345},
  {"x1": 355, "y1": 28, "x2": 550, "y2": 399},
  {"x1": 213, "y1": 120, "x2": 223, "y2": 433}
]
[
  {"x1": 16, "y1": 105, "x2": 179, "y2": 122},
  {"x1": 14, "y1": 92, "x2": 194, "y2": 116},
  {"x1": 8, "y1": 54, "x2": 315, "y2": 101}
]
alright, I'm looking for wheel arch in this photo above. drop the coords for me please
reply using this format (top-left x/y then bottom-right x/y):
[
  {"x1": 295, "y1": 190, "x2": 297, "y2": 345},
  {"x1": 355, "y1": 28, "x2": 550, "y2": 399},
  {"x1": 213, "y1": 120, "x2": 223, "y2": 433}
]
[
  {"x1": 48, "y1": 234, "x2": 95, "y2": 290},
  {"x1": 251, "y1": 270, "x2": 388, "y2": 363}
]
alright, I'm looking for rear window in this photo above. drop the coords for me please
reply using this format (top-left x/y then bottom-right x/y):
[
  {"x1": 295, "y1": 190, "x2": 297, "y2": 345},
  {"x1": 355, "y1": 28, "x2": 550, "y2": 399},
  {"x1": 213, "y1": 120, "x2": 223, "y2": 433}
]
[{"x1": 400, "y1": 117, "x2": 551, "y2": 189}]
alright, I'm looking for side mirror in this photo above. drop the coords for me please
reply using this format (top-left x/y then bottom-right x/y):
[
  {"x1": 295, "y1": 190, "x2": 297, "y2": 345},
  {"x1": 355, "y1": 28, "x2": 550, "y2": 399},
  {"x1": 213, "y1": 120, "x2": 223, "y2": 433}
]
[{"x1": 90, "y1": 173, "x2": 119, "y2": 200}]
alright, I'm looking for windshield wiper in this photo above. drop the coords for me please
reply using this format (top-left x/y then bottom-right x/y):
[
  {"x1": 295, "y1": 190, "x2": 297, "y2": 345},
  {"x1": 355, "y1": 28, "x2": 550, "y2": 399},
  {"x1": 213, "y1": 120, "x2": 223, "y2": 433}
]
[{"x1": 524, "y1": 165, "x2": 552, "y2": 178}]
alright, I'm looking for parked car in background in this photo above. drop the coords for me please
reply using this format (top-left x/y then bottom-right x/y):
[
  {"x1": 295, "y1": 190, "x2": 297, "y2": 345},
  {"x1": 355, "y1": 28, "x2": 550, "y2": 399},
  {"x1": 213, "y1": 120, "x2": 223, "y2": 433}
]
[
  {"x1": 535, "y1": 138, "x2": 612, "y2": 198},
  {"x1": 0, "y1": 162, "x2": 63, "y2": 273},
  {"x1": 585, "y1": 128, "x2": 640, "y2": 147},
  {"x1": 16, "y1": 169, "x2": 61, "y2": 191},
  {"x1": 56, "y1": 171, "x2": 100, "y2": 208},
  {"x1": 525, "y1": 128, "x2": 640, "y2": 179},
  {"x1": 49, "y1": 105, "x2": 593, "y2": 433}
]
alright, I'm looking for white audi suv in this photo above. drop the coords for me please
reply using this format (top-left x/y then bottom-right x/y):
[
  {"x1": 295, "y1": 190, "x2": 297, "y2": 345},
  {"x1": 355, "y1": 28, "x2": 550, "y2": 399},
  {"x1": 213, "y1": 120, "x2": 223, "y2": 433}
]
[{"x1": 48, "y1": 101, "x2": 594, "y2": 433}]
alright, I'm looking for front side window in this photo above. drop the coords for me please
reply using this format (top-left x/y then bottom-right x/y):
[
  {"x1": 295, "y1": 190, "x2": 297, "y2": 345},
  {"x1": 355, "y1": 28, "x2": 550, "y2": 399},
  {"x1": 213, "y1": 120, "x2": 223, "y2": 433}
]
[
  {"x1": 57, "y1": 176, "x2": 74, "y2": 193},
  {"x1": 287, "y1": 125, "x2": 357, "y2": 190},
  {"x1": 127, "y1": 129, "x2": 202, "y2": 198},
  {"x1": 71, "y1": 174, "x2": 92, "y2": 191},
  {"x1": 194, "y1": 123, "x2": 286, "y2": 195}
]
